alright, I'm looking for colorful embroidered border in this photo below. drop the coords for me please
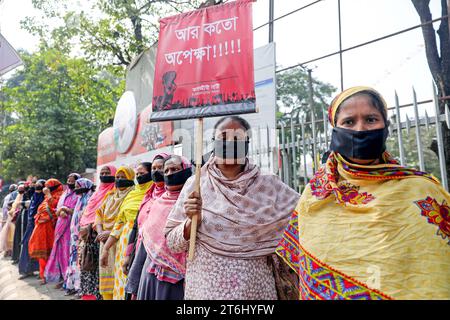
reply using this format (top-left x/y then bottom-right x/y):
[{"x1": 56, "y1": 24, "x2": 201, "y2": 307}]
[
  {"x1": 275, "y1": 210, "x2": 393, "y2": 300},
  {"x1": 310, "y1": 152, "x2": 439, "y2": 204},
  {"x1": 275, "y1": 210, "x2": 300, "y2": 276},
  {"x1": 298, "y1": 244, "x2": 393, "y2": 300}
]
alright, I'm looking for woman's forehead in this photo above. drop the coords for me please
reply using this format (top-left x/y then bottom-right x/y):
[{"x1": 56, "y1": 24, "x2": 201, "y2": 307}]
[
  {"x1": 153, "y1": 158, "x2": 165, "y2": 165},
  {"x1": 338, "y1": 95, "x2": 382, "y2": 116},
  {"x1": 165, "y1": 158, "x2": 182, "y2": 168},
  {"x1": 216, "y1": 118, "x2": 245, "y2": 131}
]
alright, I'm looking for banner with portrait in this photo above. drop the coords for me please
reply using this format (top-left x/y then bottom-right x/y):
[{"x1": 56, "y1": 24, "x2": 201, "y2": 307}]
[{"x1": 150, "y1": 0, "x2": 256, "y2": 122}]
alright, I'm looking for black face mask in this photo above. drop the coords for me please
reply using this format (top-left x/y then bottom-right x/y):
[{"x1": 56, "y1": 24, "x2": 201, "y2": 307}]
[
  {"x1": 136, "y1": 172, "x2": 152, "y2": 185},
  {"x1": 100, "y1": 175, "x2": 115, "y2": 184},
  {"x1": 164, "y1": 168, "x2": 192, "y2": 187},
  {"x1": 35, "y1": 186, "x2": 44, "y2": 191},
  {"x1": 115, "y1": 179, "x2": 135, "y2": 188},
  {"x1": 48, "y1": 185, "x2": 60, "y2": 192},
  {"x1": 75, "y1": 188, "x2": 90, "y2": 195},
  {"x1": 329, "y1": 126, "x2": 389, "y2": 160},
  {"x1": 67, "y1": 183, "x2": 76, "y2": 190},
  {"x1": 213, "y1": 139, "x2": 249, "y2": 160},
  {"x1": 151, "y1": 170, "x2": 165, "y2": 183},
  {"x1": 18, "y1": 190, "x2": 25, "y2": 194}
]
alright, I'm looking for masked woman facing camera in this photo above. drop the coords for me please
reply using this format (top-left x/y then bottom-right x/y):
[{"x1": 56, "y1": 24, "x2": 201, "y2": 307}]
[
  {"x1": 29, "y1": 179, "x2": 64, "y2": 284},
  {"x1": 276, "y1": 86, "x2": 450, "y2": 300},
  {"x1": 165, "y1": 116, "x2": 300, "y2": 300},
  {"x1": 100, "y1": 162, "x2": 153, "y2": 300},
  {"x1": 124, "y1": 153, "x2": 171, "y2": 299},
  {"x1": 44, "y1": 173, "x2": 80, "y2": 288},
  {"x1": 131, "y1": 155, "x2": 191, "y2": 300},
  {"x1": 95, "y1": 166, "x2": 135, "y2": 300}
]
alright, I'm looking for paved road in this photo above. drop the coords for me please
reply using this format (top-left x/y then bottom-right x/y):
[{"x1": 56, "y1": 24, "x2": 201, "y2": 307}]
[{"x1": 0, "y1": 255, "x2": 72, "y2": 300}]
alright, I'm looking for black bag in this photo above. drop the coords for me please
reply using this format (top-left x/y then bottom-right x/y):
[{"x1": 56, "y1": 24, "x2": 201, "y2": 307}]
[{"x1": 79, "y1": 225, "x2": 98, "y2": 272}]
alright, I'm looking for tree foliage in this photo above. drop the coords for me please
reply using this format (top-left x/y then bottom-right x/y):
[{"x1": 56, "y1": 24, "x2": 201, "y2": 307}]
[
  {"x1": 0, "y1": 49, "x2": 124, "y2": 182},
  {"x1": 22, "y1": 0, "x2": 204, "y2": 69},
  {"x1": 276, "y1": 67, "x2": 336, "y2": 125}
]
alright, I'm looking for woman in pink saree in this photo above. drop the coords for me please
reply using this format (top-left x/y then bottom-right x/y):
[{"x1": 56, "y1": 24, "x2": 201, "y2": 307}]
[{"x1": 44, "y1": 173, "x2": 80, "y2": 288}]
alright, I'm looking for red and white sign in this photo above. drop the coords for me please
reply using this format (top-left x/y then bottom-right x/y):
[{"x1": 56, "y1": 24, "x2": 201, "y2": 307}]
[{"x1": 151, "y1": 0, "x2": 256, "y2": 122}]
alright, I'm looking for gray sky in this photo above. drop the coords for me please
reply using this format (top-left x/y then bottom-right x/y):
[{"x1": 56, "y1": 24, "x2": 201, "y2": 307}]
[{"x1": 0, "y1": 0, "x2": 444, "y2": 118}]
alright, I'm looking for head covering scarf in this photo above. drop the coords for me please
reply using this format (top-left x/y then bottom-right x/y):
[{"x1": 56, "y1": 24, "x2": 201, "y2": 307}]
[
  {"x1": 165, "y1": 155, "x2": 300, "y2": 259},
  {"x1": 56, "y1": 173, "x2": 80, "y2": 212},
  {"x1": 137, "y1": 153, "x2": 171, "y2": 228},
  {"x1": 28, "y1": 179, "x2": 64, "y2": 259},
  {"x1": 142, "y1": 156, "x2": 192, "y2": 278},
  {"x1": 28, "y1": 190, "x2": 45, "y2": 220},
  {"x1": 73, "y1": 178, "x2": 94, "y2": 216},
  {"x1": 94, "y1": 166, "x2": 134, "y2": 231},
  {"x1": 69, "y1": 173, "x2": 81, "y2": 180},
  {"x1": 118, "y1": 166, "x2": 153, "y2": 223},
  {"x1": 80, "y1": 165, "x2": 117, "y2": 227},
  {"x1": 328, "y1": 86, "x2": 388, "y2": 127},
  {"x1": 28, "y1": 180, "x2": 46, "y2": 221},
  {"x1": 276, "y1": 86, "x2": 450, "y2": 300}
]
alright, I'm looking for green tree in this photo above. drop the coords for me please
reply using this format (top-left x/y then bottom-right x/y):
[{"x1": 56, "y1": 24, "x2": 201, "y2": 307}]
[
  {"x1": 276, "y1": 67, "x2": 336, "y2": 187},
  {"x1": 22, "y1": 0, "x2": 204, "y2": 69},
  {"x1": 0, "y1": 48, "x2": 124, "y2": 181},
  {"x1": 277, "y1": 68, "x2": 336, "y2": 123}
]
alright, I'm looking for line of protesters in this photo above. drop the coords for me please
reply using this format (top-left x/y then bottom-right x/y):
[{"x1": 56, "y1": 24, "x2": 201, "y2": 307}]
[
  {"x1": 0, "y1": 114, "x2": 300, "y2": 300},
  {"x1": 1, "y1": 87, "x2": 449, "y2": 300}
]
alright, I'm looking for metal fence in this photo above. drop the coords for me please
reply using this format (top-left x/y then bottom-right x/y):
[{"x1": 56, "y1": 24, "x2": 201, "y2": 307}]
[{"x1": 277, "y1": 83, "x2": 450, "y2": 192}]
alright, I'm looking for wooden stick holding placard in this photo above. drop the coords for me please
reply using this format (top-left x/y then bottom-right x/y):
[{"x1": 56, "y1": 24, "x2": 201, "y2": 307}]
[{"x1": 188, "y1": 117, "x2": 203, "y2": 261}]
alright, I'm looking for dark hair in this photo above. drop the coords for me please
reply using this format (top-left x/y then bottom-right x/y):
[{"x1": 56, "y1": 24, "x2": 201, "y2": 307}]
[
  {"x1": 139, "y1": 162, "x2": 152, "y2": 173},
  {"x1": 334, "y1": 91, "x2": 388, "y2": 126},
  {"x1": 213, "y1": 115, "x2": 251, "y2": 139}
]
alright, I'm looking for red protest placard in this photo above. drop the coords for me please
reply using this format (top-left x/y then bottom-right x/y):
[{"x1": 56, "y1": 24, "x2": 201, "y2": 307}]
[{"x1": 150, "y1": 0, "x2": 256, "y2": 122}]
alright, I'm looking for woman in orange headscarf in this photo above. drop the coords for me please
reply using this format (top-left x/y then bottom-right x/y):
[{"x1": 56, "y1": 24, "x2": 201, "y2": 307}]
[{"x1": 29, "y1": 178, "x2": 64, "y2": 284}]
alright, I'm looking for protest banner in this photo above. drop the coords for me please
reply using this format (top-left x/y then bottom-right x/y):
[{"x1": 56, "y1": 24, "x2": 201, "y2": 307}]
[
  {"x1": 150, "y1": 0, "x2": 255, "y2": 122},
  {"x1": 150, "y1": 0, "x2": 256, "y2": 260}
]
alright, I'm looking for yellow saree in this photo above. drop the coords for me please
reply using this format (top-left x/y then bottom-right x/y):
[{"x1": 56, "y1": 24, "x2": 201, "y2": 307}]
[{"x1": 276, "y1": 152, "x2": 450, "y2": 300}]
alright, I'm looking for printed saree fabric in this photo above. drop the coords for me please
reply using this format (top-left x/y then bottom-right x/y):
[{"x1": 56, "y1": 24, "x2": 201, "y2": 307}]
[
  {"x1": 29, "y1": 179, "x2": 64, "y2": 260},
  {"x1": 166, "y1": 156, "x2": 300, "y2": 258},
  {"x1": 276, "y1": 151, "x2": 450, "y2": 300}
]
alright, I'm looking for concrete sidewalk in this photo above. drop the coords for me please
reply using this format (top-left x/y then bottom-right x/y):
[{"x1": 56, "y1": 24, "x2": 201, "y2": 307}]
[{"x1": 0, "y1": 255, "x2": 72, "y2": 300}]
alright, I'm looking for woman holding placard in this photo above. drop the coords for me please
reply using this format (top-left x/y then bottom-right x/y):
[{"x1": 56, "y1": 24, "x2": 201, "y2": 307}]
[{"x1": 165, "y1": 115, "x2": 299, "y2": 300}]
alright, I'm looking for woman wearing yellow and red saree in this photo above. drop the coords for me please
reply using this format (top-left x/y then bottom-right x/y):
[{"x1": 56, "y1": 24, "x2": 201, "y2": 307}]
[{"x1": 276, "y1": 86, "x2": 450, "y2": 300}]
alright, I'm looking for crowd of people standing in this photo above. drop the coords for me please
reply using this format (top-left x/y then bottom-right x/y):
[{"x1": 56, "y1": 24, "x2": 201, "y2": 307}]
[{"x1": 0, "y1": 87, "x2": 449, "y2": 300}]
